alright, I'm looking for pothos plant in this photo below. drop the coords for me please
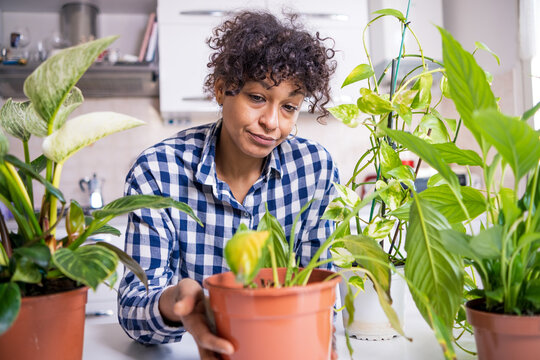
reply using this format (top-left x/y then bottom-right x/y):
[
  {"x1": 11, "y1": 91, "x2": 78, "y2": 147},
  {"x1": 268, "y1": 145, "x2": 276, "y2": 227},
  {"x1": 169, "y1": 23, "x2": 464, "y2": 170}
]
[
  {"x1": 323, "y1": 7, "x2": 501, "y2": 359},
  {"x1": 0, "y1": 36, "x2": 201, "y2": 335}
]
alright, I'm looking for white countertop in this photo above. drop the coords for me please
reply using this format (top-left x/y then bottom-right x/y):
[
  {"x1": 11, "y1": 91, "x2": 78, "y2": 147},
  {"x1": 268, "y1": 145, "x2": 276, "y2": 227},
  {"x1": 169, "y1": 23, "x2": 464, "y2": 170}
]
[{"x1": 83, "y1": 289, "x2": 477, "y2": 360}]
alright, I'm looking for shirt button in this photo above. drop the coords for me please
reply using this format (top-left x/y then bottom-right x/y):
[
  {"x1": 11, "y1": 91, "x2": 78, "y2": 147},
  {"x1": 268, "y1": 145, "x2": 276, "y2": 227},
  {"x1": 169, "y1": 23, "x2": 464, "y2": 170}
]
[{"x1": 243, "y1": 211, "x2": 249, "y2": 218}]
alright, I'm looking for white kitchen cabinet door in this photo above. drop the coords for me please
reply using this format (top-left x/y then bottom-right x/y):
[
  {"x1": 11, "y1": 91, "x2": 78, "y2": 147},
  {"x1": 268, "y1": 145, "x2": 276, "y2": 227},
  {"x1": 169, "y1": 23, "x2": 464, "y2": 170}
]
[{"x1": 158, "y1": 0, "x2": 266, "y2": 119}]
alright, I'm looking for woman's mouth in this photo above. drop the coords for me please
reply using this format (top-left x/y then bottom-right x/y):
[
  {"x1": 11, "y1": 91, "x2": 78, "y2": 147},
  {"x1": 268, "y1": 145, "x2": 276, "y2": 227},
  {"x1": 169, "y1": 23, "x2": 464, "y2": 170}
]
[{"x1": 248, "y1": 132, "x2": 277, "y2": 146}]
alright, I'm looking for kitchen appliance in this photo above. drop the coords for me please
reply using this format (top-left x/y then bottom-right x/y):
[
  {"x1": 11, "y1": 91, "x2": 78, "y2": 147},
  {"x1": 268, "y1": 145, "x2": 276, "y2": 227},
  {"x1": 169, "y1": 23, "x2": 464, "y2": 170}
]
[
  {"x1": 60, "y1": 2, "x2": 99, "y2": 47},
  {"x1": 79, "y1": 173, "x2": 104, "y2": 210}
]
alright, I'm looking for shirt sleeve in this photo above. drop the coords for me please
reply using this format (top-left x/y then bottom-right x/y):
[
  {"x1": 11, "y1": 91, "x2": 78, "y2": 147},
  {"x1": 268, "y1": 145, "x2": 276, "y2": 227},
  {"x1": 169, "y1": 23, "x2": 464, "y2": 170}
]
[
  {"x1": 117, "y1": 153, "x2": 186, "y2": 344},
  {"x1": 296, "y1": 148, "x2": 340, "y2": 270}
]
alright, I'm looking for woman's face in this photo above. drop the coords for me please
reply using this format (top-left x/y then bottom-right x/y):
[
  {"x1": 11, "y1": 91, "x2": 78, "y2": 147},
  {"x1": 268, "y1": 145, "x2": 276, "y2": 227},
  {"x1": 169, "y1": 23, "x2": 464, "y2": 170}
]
[{"x1": 215, "y1": 78, "x2": 305, "y2": 160}]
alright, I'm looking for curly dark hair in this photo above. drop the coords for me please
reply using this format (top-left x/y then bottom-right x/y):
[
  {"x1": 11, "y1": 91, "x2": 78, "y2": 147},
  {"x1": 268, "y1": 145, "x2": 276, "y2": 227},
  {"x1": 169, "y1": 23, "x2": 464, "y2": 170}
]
[{"x1": 203, "y1": 10, "x2": 337, "y2": 121}]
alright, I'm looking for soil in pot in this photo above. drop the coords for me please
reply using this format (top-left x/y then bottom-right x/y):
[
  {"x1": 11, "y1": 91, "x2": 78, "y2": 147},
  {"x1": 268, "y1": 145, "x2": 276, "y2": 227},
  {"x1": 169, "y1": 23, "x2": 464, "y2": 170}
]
[
  {"x1": 204, "y1": 268, "x2": 340, "y2": 360},
  {"x1": 0, "y1": 280, "x2": 88, "y2": 360},
  {"x1": 466, "y1": 298, "x2": 540, "y2": 360}
]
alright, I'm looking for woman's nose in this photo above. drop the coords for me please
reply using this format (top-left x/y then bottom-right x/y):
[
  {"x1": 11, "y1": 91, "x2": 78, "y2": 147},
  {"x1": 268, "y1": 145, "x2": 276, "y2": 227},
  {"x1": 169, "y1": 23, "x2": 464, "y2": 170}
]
[{"x1": 261, "y1": 105, "x2": 279, "y2": 131}]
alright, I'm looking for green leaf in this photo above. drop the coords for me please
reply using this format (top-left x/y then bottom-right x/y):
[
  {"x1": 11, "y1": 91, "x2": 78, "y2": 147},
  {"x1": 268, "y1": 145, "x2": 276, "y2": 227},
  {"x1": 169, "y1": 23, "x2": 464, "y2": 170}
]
[
  {"x1": 0, "y1": 131, "x2": 9, "y2": 157},
  {"x1": 5, "y1": 154, "x2": 65, "y2": 203},
  {"x1": 376, "y1": 179, "x2": 404, "y2": 211},
  {"x1": 372, "y1": 8, "x2": 406, "y2": 21},
  {"x1": 525, "y1": 279, "x2": 540, "y2": 306},
  {"x1": 53, "y1": 245, "x2": 118, "y2": 291},
  {"x1": 340, "y1": 235, "x2": 390, "y2": 293},
  {"x1": 330, "y1": 246, "x2": 355, "y2": 268},
  {"x1": 92, "y1": 194, "x2": 202, "y2": 226},
  {"x1": 405, "y1": 197, "x2": 463, "y2": 331},
  {"x1": 473, "y1": 109, "x2": 540, "y2": 180},
  {"x1": 425, "y1": 306, "x2": 457, "y2": 360},
  {"x1": 393, "y1": 89, "x2": 418, "y2": 108},
  {"x1": 257, "y1": 208, "x2": 288, "y2": 267},
  {"x1": 363, "y1": 218, "x2": 396, "y2": 240},
  {"x1": 348, "y1": 275, "x2": 365, "y2": 290},
  {"x1": 24, "y1": 36, "x2": 118, "y2": 124},
  {"x1": 0, "y1": 282, "x2": 21, "y2": 336},
  {"x1": 95, "y1": 242, "x2": 148, "y2": 290},
  {"x1": 328, "y1": 104, "x2": 360, "y2": 128},
  {"x1": 474, "y1": 41, "x2": 501, "y2": 65},
  {"x1": 90, "y1": 224, "x2": 121, "y2": 237},
  {"x1": 51, "y1": 87, "x2": 84, "y2": 131},
  {"x1": 410, "y1": 73, "x2": 433, "y2": 110},
  {"x1": 0, "y1": 99, "x2": 32, "y2": 141},
  {"x1": 414, "y1": 114, "x2": 450, "y2": 144},
  {"x1": 427, "y1": 173, "x2": 445, "y2": 188},
  {"x1": 386, "y1": 165, "x2": 415, "y2": 190},
  {"x1": 12, "y1": 243, "x2": 51, "y2": 268},
  {"x1": 439, "y1": 75, "x2": 451, "y2": 99},
  {"x1": 11, "y1": 256, "x2": 42, "y2": 283},
  {"x1": 418, "y1": 185, "x2": 486, "y2": 223},
  {"x1": 333, "y1": 183, "x2": 360, "y2": 207},
  {"x1": 499, "y1": 187, "x2": 520, "y2": 226},
  {"x1": 344, "y1": 283, "x2": 356, "y2": 326},
  {"x1": 66, "y1": 200, "x2": 85, "y2": 241},
  {"x1": 24, "y1": 103, "x2": 48, "y2": 137},
  {"x1": 432, "y1": 142, "x2": 483, "y2": 166},
  {"x1": 321, "y1": 198, "x2": 348, "y2": 222},
  {"x1": 380, "y1": 141, "x2": 402, "y2": 177},
  {"x1": 439, "y1": 26, "x2": 497, "y2": 152},
  {"x1": 224, "y1": 230, "x2": 270, "y2": 285},
  {"x1": 393, "y1": 103, "x2": 412, "y2": 126},
  {"x1": 382, "y1": 128, "x2": 461, "y2": 194},
  {"x1": 341, "y1": 64, "x2": 374, "y2": 88},
  {"x1": 357, "y1": 88, "x2": 394, "y2": 115},
  {"x1": 439, "y1": 229, "x2": 478, "y2": 261},
  {"x1": 470, "y1": 226, "x2": 503, "y2": 259},
  {"x1": 522, "y1": 101, "x2": 540, "y2": 122},
  {"x1": 42, "y1": 112, "x2": 145, "y2": 163}
]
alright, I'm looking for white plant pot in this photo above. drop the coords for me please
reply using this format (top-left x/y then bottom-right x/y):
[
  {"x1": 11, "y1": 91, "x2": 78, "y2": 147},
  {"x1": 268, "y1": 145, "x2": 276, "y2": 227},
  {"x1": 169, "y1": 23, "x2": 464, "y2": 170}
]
[{"x1": 339, "y1": 267, "x2": 405, "y2": 341}]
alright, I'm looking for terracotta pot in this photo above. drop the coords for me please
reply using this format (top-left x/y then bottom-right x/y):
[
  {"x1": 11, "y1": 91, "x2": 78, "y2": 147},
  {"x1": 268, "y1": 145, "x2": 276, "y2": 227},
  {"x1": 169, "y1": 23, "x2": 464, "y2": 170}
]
[
  {"x1": 338, "y1": 266, "x2": 405, "y2": 340},
  {"x1": 0, "y1": 286, "x2": 88, "y2": 360},
  {"x1": 466, "y1": 298, "x2": 540, "y2": 360},
  {"x1": 204, "y1": 268, "x2": 340, "y2": 360}
]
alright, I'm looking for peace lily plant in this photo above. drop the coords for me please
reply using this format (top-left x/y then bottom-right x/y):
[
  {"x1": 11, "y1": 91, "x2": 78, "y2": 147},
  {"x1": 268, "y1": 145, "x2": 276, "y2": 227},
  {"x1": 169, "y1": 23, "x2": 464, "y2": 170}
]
[{"x1": 0, "y1": 36, "x2": 200, "y2": 335}]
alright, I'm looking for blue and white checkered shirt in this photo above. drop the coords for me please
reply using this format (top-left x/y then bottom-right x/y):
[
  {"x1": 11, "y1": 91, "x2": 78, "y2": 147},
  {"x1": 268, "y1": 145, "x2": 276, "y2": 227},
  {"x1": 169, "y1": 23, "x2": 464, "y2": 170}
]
[{"x1": 117, "y1": 120, "x2": 339, "y2": 344}]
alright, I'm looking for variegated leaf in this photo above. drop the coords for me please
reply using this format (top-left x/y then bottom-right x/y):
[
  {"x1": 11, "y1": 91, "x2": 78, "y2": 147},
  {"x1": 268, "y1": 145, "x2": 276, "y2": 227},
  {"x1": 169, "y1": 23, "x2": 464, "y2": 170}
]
[
  {"x1": 53, "y1": 245, "x2": 118, "y2": 291},
  {"x1": 0, "y1": 98, "x2": 31, "y2": 141},
  {"x1": 42, "y1": 112, "x2": 144, "y2": 163},
  {"x1": 23, "y1": 36, "x2": 117, "y2": 124}
]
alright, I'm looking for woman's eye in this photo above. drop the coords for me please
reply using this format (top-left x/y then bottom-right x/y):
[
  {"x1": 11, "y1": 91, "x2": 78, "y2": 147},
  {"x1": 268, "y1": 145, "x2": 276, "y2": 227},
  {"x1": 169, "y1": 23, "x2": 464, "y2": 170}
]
[
  {"x1": 249, "y1": 94, "x2": 265, "y2": 103},
  {"x1": 283, "y1": 104, "x2": 298, "y2": 113}
]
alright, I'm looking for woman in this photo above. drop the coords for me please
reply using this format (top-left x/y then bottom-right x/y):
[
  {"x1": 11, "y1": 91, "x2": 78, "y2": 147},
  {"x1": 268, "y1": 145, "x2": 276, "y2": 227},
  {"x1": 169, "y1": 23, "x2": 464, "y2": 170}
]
[{"x1": 118, "y1": 10, "x2": 339, "y2": 359}]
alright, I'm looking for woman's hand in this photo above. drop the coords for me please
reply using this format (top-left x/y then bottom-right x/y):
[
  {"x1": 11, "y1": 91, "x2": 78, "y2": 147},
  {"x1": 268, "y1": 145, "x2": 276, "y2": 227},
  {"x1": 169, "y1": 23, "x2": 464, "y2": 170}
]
[{"x1": 159, "y1": 278, "x2": 235, "y2": 359}]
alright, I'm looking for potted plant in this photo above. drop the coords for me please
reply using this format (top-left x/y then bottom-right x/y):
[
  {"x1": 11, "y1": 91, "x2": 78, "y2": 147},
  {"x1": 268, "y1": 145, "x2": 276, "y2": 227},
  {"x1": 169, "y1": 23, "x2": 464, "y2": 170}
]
[
  {"x1": 325, "y1": 7, "x2": 469, "y2": 345},
  {"x1": 381, "y1": 25, "x2": 540, "y2": 360},
  {"x1": 0, "y1": 36, "x2": 200, "y2": 359},
  {"x1": 203, "y1": 187, "x2": 402, "y2": 360}
]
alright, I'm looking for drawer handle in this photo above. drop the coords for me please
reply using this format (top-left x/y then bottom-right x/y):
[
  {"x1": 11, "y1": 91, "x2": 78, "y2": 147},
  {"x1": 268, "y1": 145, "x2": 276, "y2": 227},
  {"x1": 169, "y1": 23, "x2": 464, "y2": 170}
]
[
  {"x1": 180, "y1": 10, "x2": 234, "y2": 17},
  {"x1": 182, "y1": 96, "x2": 212, "y2": 101},
  {"x1": 300, "y1": 13, "x2": 349, "y2": 21}
]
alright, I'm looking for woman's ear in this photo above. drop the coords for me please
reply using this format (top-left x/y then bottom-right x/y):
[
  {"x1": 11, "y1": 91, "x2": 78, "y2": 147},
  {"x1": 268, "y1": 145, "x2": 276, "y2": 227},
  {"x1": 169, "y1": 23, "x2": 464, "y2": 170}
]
[{"x1": 214, "y1": 79, "x2": 225, "y2": 105}]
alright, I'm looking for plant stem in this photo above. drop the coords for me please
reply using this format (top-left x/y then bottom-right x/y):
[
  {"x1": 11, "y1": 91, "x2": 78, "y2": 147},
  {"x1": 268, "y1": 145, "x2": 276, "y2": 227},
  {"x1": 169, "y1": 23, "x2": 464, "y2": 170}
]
[
  {"x1": 49, "y1": 162, "x2": 63, "y2": 238},
  {"x1": 23, "y1": 140, "x2": 34, "y2": 209}
]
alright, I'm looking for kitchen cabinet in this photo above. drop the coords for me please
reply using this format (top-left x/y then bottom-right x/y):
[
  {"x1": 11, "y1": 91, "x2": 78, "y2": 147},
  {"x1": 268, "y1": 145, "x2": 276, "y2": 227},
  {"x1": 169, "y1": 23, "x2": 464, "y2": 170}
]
[{"x1": 157, "y1": 0, "x2": 369, "y2": 120}]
